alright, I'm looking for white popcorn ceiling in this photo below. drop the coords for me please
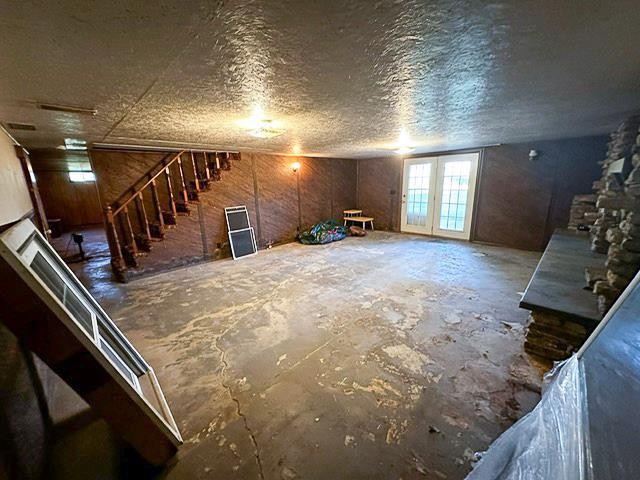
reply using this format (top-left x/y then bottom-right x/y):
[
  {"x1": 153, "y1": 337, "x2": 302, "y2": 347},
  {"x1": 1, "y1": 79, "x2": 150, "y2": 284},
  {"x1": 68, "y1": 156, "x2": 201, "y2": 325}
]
[{"x1": 1, "y1": 0, "x2": 639, "y2": 158}]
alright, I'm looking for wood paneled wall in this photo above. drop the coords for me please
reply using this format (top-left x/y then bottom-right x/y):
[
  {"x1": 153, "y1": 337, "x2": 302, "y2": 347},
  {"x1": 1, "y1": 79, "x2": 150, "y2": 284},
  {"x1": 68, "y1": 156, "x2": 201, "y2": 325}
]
[
  {"x1": 357, "y1": 135, "x2": 607, "y2": 251},
  {"x1": 357, "y1": 157, "x2": 403, "y2": 231},
  {"x1": 90, "y1": 150, "x2": 357, "y2": 273},
  {"x1": 29, "y1": 150, "x2": 102, "y2": 229},
  {"x1": 474, "y1": 136, "x2": 607, "y2": 250}
]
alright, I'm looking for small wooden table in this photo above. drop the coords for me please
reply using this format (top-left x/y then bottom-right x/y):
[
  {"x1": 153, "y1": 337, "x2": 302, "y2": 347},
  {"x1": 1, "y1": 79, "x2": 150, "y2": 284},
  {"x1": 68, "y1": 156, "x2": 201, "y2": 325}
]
[
  {"x1": 343, "y1": 209, "x2": 362, "y2": 218},
  {"x1": 344, "y1": 216, "x2": 374, "y2": 230}
]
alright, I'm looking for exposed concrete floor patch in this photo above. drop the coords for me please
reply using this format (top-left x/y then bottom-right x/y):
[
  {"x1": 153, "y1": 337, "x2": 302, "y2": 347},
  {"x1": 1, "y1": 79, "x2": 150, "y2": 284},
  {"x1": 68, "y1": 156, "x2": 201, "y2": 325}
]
[{"x1": 86, "y1": 232, "x2": 543, "y2": 479}]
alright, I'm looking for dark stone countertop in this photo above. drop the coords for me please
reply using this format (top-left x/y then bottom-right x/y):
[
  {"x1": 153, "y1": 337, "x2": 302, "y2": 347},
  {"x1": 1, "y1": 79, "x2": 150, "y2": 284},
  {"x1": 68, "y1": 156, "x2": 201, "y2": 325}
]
[{"x1": 519, "y1": 228, "x2": 605, "y2": 325}]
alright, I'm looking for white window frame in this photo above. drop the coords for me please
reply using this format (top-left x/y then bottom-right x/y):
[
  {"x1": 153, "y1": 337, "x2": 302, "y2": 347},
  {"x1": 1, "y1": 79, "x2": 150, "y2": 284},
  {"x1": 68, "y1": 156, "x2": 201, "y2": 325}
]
[{"x1": 0, "y1": 220, "x2": 182, "y2": 448}]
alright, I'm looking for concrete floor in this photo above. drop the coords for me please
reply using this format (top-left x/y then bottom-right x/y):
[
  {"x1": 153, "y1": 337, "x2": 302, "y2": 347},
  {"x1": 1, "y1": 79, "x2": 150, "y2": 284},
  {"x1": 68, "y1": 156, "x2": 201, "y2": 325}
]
[
  {"x1": 49, "y1": 226, "x2": 110, "y2": 262},
  {"x1": 61, "y1": 231, "x2": 544, "y2": 479}
]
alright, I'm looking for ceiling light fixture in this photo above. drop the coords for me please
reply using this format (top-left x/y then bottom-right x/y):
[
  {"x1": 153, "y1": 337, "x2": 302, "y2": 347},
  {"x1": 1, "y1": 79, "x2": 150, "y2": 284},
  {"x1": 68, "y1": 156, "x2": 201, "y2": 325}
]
[
  {"x1": 238, "y1": 107, "x2": 286, "y2": 139},
  {"x1": 394, "y1": 129, "x2": 415, "y2": 155},
  {"x1": 248, "y1": 118, "x2": 286, "y2": 139},
  {"x1": 64, "y1": 138, "x2": 88, "y2": 151}
]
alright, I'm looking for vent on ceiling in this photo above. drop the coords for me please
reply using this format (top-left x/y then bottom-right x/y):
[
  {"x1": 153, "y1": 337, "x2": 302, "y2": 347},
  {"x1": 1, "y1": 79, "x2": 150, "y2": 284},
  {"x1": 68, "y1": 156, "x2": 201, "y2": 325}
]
[
  {"x1": 7, "y1": 122, "x2": 36, "y2": 131},
  {"x1": 37, "y1": 103, "x2": 97, "y2": 116}
]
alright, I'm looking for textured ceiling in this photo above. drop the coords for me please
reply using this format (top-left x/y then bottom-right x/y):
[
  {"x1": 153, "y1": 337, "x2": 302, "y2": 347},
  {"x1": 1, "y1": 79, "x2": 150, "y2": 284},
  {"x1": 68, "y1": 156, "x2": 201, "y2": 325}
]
[{"x1": 1, "y1": 0, "x2": 640, "y2": 158}]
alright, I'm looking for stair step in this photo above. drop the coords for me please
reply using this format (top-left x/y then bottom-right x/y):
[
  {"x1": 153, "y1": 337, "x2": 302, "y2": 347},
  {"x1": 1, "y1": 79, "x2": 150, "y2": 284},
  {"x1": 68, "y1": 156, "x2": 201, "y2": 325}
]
[
  {"x1": 122, "y1": 246, "x2": 140, "y2": 268},
  {"x1": 162, "y1": 211, "x2": 177, "y2": 225},
  {"x1": 175, "y1": 202, "x2": 191, "y2": 215},
  {"x1": 192, "y1": 179, "x2": 212, "y2": 190},
  {"x1": 149, "y1": 223, "x2": 166, "y2": 239},
  {"x1": 134, "y1": 234, "x2": 153, "y2": 252}
]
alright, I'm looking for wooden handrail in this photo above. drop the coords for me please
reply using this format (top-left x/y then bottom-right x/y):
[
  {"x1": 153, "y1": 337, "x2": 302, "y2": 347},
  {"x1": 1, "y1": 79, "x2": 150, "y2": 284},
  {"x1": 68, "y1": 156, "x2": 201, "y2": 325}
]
[
  {"x1": 110, "y1": 151, "x2": 174, "y2": 208},
  {"x1": 112, "y1": 150, "x2": 186, "y2": 215},
  {"x1": 103, "y1": 148, "x2": 236, "y2": 281}
]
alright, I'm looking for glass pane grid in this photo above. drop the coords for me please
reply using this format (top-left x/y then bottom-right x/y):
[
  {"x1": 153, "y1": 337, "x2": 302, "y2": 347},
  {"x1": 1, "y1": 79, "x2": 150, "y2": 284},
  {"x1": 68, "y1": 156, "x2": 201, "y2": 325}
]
[
  {"x1": 439, "y1": 161, "x2": 471, "y2": 232},
  {"x1": 406, "y1": 164, "x2": 431, "y2": 226}
]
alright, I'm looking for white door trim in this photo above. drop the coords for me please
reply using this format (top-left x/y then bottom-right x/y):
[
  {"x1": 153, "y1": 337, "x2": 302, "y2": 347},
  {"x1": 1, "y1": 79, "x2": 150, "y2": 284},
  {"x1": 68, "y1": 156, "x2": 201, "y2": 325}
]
[{"x1": 400, "y1": 152, "x2": 480, "y2": 240}]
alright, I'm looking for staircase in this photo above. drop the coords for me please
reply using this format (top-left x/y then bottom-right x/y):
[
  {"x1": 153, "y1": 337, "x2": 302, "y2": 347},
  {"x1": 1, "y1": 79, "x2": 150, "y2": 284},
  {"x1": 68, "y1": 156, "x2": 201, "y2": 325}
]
[{"x1": 103, "y1": 150, "x2": 236, "y2": 282}]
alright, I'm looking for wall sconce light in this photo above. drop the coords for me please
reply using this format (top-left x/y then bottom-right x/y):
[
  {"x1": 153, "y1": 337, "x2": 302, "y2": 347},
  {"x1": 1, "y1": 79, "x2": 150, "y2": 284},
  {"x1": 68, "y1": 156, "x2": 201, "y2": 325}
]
[
  {"x1": 529, "y1": 149, "x2": 539, "y2": 161},
  {"x1": 291, "y1": 161, "x2": 301, "y2": 173}
]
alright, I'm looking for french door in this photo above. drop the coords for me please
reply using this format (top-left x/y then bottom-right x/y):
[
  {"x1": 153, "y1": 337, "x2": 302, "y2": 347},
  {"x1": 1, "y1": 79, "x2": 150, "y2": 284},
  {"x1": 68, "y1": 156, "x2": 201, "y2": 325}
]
[{"x1": 401, "y1": 152, "x2": 479, "y2": 240}]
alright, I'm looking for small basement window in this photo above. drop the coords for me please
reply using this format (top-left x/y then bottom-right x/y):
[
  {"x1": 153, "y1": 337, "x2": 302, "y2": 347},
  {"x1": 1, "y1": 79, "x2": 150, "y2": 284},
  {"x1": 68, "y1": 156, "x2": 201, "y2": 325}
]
[{"x1": 69, "y1": 171, "x2": 96, "y2": 182}]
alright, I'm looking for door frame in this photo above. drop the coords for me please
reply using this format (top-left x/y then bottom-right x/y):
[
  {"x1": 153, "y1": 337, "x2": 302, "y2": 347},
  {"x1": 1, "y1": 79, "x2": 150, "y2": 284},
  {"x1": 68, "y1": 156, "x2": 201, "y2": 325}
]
[
  {"x1": 400, "y1": 156, "x2": 437, "y2": 235},
  {"x1": 399, "y1": 150, "x2": 481, "y2": 241}
]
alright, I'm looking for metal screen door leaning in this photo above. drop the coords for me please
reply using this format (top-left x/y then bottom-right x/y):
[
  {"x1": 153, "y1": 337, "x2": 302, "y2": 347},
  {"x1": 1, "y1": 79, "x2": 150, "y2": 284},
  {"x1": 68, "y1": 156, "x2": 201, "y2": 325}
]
[{"x1": 225, "y1": 205, "x2": 258, "y2": 259}]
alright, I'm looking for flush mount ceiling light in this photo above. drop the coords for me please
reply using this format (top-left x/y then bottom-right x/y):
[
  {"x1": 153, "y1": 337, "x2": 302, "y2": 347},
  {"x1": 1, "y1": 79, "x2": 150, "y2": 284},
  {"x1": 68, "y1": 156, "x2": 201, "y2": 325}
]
[
  {"x1": 248, "y1": 118, "x2": 286, "y2": 139},
  {"x1": 237, "y1": 107, "x2": 286, "y2": 139},
  {"x1": 64, "y1": 138, "x2": 88, "y2": 150},
  {"x1": 393, "y1": 130, "x2": 415, "y2": 155}
]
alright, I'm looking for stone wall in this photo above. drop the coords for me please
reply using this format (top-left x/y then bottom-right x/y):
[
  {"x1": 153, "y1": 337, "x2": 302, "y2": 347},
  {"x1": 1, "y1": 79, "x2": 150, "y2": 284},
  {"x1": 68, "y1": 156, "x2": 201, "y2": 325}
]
[
  {"x1": 567, "y1": 194, "x2": 598, "y2": 230},
  {"x1": 591, "y1": 116, "x2": 640, "y2": 313}
]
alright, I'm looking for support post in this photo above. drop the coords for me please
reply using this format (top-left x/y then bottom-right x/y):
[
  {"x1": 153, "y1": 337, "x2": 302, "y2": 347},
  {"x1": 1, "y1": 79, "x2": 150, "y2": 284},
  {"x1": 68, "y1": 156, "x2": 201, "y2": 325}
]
[
  {"x1": 150, "y1": 179, "x2": 165, "y2": 233},
  {"x1": 104, "y1": 206, "x2": 126, "y2": 276},
  {"x1": 177, "y1": 155, "x2": 189, "y2": 203},
  {"x1": 123, "y1": 206, "x2": 138, "y2": 256},
  {"x1": 136, "y1": 192, "x2": 151, "y2": 239},
  {"x1": 203, "y1": 152, "x2": 211, "y2": 181},
  {"x1": 190, "y1": 151, "x2": 200, "y2": 192},
  {"x1": 165, "y1": 167, "x2": 177, "y2": 217}
]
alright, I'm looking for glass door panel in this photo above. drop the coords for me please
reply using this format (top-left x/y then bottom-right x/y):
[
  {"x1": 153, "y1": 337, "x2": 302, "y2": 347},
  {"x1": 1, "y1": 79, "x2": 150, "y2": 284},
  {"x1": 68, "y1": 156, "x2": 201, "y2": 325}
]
[
  {"x1": 401, "y1": 158, "x2": 437, "y2": 234},
  {"x1": 433, "y1": 153, "x2": 479, "y2": 239}
]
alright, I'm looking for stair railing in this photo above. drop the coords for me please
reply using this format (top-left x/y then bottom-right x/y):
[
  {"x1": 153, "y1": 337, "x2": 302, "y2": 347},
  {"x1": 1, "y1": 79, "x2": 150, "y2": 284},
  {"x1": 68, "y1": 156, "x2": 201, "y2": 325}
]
[{"x1": 103, "y1": 150, "x2": 232, "y2": 280}]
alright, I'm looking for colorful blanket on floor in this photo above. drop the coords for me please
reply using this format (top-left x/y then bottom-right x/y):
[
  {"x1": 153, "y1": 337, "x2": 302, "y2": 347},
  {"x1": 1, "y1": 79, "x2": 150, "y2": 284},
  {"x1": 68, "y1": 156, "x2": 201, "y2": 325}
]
[{"x1": 298, "y1": 219, "x2": 348, "y2": 245}]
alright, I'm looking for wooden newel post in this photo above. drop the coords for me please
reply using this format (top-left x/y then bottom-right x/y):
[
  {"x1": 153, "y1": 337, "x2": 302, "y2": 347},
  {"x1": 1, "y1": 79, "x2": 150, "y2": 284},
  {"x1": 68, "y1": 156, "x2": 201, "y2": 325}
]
[{"x1": 104, "y1": 206, "x2": 126, "y2": 278}]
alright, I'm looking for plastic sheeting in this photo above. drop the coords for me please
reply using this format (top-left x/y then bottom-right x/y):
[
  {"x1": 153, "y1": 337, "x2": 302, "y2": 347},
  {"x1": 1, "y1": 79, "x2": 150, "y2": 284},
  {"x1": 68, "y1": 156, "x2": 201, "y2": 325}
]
[{"x1": 466, "y1": 355, "x2": 590, "y2": 480}]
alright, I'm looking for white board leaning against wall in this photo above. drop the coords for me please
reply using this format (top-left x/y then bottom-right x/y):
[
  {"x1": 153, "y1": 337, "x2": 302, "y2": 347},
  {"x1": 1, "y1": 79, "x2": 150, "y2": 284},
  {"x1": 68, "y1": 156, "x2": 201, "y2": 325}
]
[{"x1": 0, "y1": 127, "x2": 33, "y2": 226}]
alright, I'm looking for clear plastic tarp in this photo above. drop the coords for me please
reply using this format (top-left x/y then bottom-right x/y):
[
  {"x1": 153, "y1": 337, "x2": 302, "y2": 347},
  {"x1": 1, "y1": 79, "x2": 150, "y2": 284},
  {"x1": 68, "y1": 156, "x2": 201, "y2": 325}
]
[{"x1": 466, "y1": 355, "x2": 590, "y2": 480}]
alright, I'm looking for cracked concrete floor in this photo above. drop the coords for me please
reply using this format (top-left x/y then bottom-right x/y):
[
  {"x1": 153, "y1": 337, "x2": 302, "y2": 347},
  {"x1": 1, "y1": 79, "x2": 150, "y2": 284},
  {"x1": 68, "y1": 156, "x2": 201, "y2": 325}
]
[{"x1": 90, "y1": 231, "x2": 543, "y2": 479}]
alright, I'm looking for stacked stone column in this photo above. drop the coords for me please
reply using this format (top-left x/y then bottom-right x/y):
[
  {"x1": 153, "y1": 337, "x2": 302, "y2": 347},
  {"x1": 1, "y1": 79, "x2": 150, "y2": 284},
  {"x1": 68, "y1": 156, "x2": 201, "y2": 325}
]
[
  {"x1": 590, "y1": 117, "x2": 640, "y2": 253},
  {"x1": 567, "y1": 194, "x2": 597, "y2": 230},
  {"x1": 592, "y1": 117, "x2": 640, "y2": 313}
]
